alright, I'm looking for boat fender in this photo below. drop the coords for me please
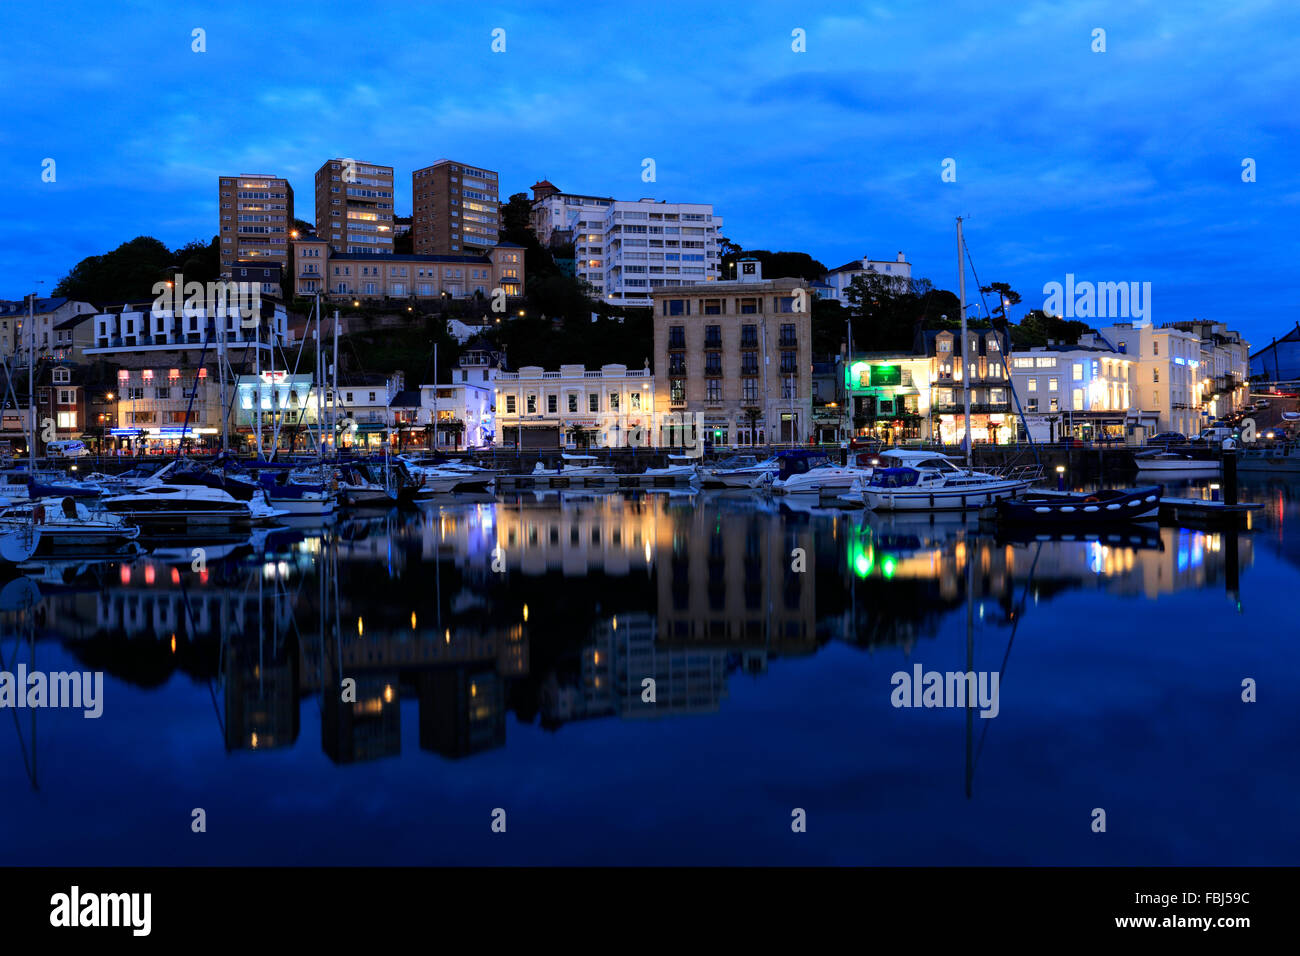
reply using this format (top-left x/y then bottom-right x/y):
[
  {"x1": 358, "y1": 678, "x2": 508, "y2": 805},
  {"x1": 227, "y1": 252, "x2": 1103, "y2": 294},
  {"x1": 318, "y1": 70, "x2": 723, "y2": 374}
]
[{"x1": 32, "y1": 504, "x2": 45, "y2": 524}]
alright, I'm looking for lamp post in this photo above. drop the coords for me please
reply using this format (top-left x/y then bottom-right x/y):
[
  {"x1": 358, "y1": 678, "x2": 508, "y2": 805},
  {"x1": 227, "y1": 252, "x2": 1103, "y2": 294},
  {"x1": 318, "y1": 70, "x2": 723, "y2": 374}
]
[{"x1": 1056, "y1": 464, "x2": 1065, "y2": 491}]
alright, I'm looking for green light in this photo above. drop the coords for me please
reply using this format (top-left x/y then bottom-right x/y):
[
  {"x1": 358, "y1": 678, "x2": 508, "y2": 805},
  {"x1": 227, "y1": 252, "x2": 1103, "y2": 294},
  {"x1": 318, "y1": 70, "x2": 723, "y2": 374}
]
[{"x1": 881, "y1": 555, "x2": 897, "y2": 579}]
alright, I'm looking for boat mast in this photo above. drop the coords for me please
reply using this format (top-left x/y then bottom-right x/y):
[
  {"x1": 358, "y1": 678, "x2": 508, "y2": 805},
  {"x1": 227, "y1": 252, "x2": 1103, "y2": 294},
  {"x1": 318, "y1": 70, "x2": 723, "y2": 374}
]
[
  {"x1": 957, "y1": 216, "x2": 971, "y2": 469},
  {"x1": 27, "y1": 291, "x2": 35, "y2": 470},
  {"x1": 332, "y1": 309, "x2": 339, "y2": 459}
]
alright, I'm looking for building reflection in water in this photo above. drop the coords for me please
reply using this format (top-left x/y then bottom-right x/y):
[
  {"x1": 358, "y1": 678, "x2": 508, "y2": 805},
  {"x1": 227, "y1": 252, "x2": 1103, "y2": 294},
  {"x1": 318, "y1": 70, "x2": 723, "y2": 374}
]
[{"x1": 6, "y1": 490, "x2": 1261, "y2": 773}]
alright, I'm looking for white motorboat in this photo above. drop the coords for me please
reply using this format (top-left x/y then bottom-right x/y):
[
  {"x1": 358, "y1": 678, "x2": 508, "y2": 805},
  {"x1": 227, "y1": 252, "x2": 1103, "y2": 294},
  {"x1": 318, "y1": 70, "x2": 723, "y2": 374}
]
[
  {"x1": 398, "y1": 456, "x2": 497, "y2": 492},
  {"x1": 770, "y1": 450, "x2": 876, "y2": 496},
  {"x1": 0, "y1": 496, "x2": 139, "y2": 553},
  {"x1": 697, "y1": 455, "x2": 779, "y2": 489},
  {"x1": 640, "y1": 455, "x2": 699, "y2": 484},
  {"x1": 861, "y1": 450, "x2": 1035, "y2": 511},
  {"x1": 102, "y1": 484, "x2": 257, "y2": 527},
  {"x1": 1135, "y1": 452, "x2": 1222, "y2": 474},
  {"x1": 529, "y1": 454, "x2": 616, "y2": 479}
]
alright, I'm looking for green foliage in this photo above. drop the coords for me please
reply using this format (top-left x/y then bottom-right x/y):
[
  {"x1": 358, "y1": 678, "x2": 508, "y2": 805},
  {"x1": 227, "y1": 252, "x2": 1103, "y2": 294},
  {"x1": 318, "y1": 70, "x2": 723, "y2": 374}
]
[
  {"x1": 719, "y1": 245, "x2": 828, "y2": 281},
  {"x1": 53, "y1": 236, "x2": 180, "y2": 303},
  {"x1": 1012, "y1": 309, "x2": 1089, "y2": 347}
]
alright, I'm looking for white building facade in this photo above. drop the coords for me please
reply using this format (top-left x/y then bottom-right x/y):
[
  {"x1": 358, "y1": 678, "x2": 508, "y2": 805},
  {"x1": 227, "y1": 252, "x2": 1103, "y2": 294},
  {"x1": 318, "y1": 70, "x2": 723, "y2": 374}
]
[
  {"x1": 1086, "y1": 324, "x2": 1204, "y2": 436},
  {"x1": 818, "y1": 253, "x2": 912, "y2": 305},
  {"x1": 531, "y1": 185, "x2": 722, "y2": 306},
  {"x1": 495, "y1": 363, "x2": 656, "y2": 450},
  {"x1": 1007, "y1": 345, "x2": 1145, "y2": 442}
]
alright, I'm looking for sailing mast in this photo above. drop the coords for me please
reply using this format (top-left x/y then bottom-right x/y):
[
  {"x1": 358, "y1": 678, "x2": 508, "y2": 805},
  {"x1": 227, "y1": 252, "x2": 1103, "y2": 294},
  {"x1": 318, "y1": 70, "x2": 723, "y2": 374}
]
[
  {"x1": 27, "y1": 291, "x2": 35, "y2": 470},
  {"x1": 957, "y1": 217, "x2": 972, "y2": 469}
]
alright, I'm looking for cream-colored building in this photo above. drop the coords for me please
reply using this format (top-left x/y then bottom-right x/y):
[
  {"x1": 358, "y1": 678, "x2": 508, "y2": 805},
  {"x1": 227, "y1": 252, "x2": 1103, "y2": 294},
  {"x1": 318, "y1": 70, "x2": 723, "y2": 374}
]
[
  {"x1": 494, "y1": 363, "x2": 655, "y2": 450},
  {"x1": 291, "y1": 237, "x2": 523, "y2": 301},
  {"x1": 1085, "y1": 324, "x2": 1203, "y2": 436},
  {"x1": 651, "y1": 260, "x2": 811, "y2": 446},
  {"x1": 1008, "y1": 344, "x2": 1144, "y2": 441},
  {"x1": 413, "y1": 160, "x2": 500, "y2": 254},
  {"x1": 928, "y1": 328, "x2": 1013, "y2": 445}
]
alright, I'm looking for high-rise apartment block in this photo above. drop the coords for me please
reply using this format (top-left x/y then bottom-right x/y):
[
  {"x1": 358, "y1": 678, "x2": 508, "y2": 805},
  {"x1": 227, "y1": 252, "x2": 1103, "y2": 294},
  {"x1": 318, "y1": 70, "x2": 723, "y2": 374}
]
[
  {"x1": 218, "y1": 174, "x2": 294, "y2": 274},
  {"x1": 531, "y1": 181, "x2": 722, "y2": 307},
  {"x1": 314, "y1": 159, "x2": 395, "y2": 254},
  {"x1": 413, "y1": 160, "x2": 500, "y2": 254}
]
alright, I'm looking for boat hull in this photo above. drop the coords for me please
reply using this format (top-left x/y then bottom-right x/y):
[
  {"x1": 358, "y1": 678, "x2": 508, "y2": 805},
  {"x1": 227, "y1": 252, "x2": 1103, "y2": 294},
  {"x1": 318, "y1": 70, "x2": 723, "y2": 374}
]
[
  {"x1": 997, "y1": 487, "x2": 1162, "y2": 524},
  {"x1": 865, "y1": 479, "x2": 1033, "y2": 512}
]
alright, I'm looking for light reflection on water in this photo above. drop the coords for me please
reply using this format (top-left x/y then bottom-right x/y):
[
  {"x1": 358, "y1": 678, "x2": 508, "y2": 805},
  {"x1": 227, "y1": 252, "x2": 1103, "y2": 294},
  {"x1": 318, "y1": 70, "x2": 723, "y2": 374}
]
[{"x1": 2, "y1": 475, "x2": 1298, "y2": 864}]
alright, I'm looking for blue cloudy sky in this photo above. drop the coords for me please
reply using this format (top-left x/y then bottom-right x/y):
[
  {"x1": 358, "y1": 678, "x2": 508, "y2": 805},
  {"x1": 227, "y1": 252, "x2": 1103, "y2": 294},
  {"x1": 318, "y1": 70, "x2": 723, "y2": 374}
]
[{"x1": 1, "y1": 0, "x2": 1296, "y2": 345}]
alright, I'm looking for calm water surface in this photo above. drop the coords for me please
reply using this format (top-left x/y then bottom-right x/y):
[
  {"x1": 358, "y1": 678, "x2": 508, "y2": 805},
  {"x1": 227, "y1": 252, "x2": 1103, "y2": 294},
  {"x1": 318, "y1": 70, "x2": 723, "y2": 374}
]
[{"x1": 2, "y1": 476, "x2": 1297, "y2": 865}]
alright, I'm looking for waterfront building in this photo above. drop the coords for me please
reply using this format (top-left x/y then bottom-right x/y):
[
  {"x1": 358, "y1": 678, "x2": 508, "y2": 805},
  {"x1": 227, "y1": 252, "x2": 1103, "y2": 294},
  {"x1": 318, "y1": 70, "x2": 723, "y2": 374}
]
[
  {"x1": 413, "y1": 159, "x2": 500, "y2": 254},
  {"x1": 1006, "y1": 344, "x2": 1144, "y2": 442},
  {"x1": 1085, "y1": 323, "x2": 1205, "y2": 436},
  {"x1": 290, "y1": 237, "x2": 523, "y2": 301},
  {"x1": 844, "y1": 352, "x2": 935, "y2": 442},
  {"x1": 651, "y1": 260, "x2": 811, "y2": 446},
  {"x1": 231, "y1": 261, "x2": 284, "y2": 300},
  {"x1": 314, "y1": 158, "x2": 394, "y2": 254},
  {"x1": 817, "y1": 252, "x2": 912, "y2": 305},
  {"x1": 494, "y1": 363, "x2": 655, "y2": 450},
  {"x1": 85, "y1": 300, "x2": 289, "y2": 451},
  {"x1": 217, "y1": 174, "x2": 294, "y2": 274},
  {"x1": 1170, "y1": 320, "x2": 1251, "y2": 419},
  {"x1": 924, "y1": 328, "x2": 1013, "y2": 445},
  {"x1": 530, "y1": 181, "x2": 722, "y2": 306}
]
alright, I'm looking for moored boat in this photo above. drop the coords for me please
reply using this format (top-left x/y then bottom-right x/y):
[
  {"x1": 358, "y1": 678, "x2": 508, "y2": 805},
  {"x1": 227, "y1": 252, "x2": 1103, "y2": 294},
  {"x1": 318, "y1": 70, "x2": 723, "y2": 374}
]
[
  {"x1": 1134, "y1": 451, "x2": 1221, "y2": 474},
  {"x1": 697, "y1": 455, "x2": 779, "y2": 489},
  {"x1": 861, "y1": 450, "x2": 1036, "y2": 511},
  {"x1": 996, "y1": 486, "x2": 1162, "y2": 525}
]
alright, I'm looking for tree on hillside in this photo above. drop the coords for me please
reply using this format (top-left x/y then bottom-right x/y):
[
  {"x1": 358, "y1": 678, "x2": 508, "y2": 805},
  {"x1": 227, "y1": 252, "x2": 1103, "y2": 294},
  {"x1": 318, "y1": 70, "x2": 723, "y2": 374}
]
[
  {"x1": 172, "y1": 237, "x2": 220, "y2": 284},
  {"x1": 54, "y1": 236, "x2": 175, "y2": 303},
  {"x1": 1012, "y1": 309, "x2": 1089, "y2": 347}
]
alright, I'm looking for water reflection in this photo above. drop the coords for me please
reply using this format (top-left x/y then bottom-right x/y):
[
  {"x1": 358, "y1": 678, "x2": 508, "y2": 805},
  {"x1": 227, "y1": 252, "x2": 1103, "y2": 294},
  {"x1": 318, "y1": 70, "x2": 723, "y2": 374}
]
[{"x1": 0, "y1": 488, "x2": 1265, "y2": 778}]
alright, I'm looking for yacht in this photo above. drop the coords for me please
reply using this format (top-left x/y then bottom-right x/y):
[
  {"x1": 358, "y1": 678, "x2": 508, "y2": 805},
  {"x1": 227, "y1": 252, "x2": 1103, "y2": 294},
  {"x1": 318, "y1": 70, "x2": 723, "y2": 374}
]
[
  {"x1": 1134, "y1": 451, "x2": 1222, "y2": 475},
  {"x1": 770, "y1": 451, "x2": 874, "y2": 496},
  {"x1": 335, "y1": 463, "x2": 397, "y2": 507},
  {"x1": 260, "y1": 471, "x2": 339, "y2": 516},
  {"x1": 0, "y1": 496, "x2": 139, "y2": 553},
  {"x1": 102, "y1": 484, "x2": 257, "y2": 528},
  {"x1": 639, "y1": 455, "x2": 700, "y2": 483},
  {"x1": 860, "y1": 450, "x2": 1035, "y2": 511},
  {"x1": 529, "y1": 454, "x2": 616, "y2": 479},
  {"x1": 697, "y1": 455, "x2": 779, "y2": 489}
]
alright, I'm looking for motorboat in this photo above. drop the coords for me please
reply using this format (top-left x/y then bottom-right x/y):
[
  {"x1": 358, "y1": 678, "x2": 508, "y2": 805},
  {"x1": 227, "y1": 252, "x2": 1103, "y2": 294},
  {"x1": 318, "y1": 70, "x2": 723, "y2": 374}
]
[
  {"x1": 335, "y1": 463, "x2": 397, "y2": 507},
  {"x1": 770, "y1": 451, "x2": 874, "y2": 496},
  {"x1": 528, "y1": 454, "x2": 616, "y2": 479},
  {"x1": 1134, "y1": 451, "x2": 1221, "y2": 475},
  {"x1": 102, "y1": 484, "x2": 257, "y2": 528},
  {"x1": 1238, "y1": 442, "x2": 1300, "y2": 473},
  {"x1": 259, "y1": 471, "x2": 339, "y2": 516},
  {"x1": 398, "y1": 456, "x2": 496, "y2": 492},
  {"x1": 640, "y1": 455, "x2": 700, "y2": 484},
  {"x1": 0, "y1": 496, "x2": 140, "y2": 552},
  {"x1": 996, "y1": 486, "x2": 1163, "y2": 525},
  {"x1": 860, "y1": 450, "x2": 1036, "y2": 511},
  {"x1": 697, "y1": 455, "x2": 779, "y2": 489}
]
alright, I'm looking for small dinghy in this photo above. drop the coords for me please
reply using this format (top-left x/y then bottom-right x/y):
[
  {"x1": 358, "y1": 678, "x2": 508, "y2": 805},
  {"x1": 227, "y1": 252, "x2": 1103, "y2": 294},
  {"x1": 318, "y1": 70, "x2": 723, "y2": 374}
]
[{"x1": 996, "y1": 486, "x2": 1163, "y2": 525}]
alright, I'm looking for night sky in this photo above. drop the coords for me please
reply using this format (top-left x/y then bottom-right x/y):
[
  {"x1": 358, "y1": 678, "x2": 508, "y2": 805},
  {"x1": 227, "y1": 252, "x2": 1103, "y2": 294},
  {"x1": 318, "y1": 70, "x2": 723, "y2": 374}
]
[{"x1": 1, "y1": 1, "x2": 1296, "y2": 344}]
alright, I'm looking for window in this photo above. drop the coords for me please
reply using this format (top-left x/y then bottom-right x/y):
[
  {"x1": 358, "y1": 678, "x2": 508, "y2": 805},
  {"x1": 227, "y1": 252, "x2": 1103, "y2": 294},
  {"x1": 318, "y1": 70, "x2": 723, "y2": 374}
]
[
  {"x1": 707, "y1": 380, "x2": 721, "y2": 402},
  {"x1": 664, "y1": 299, "x2": 687, "y2": 316},
  {"x1": 526, "y1": 395, "x2": 537, "y2": 414},
  {"x1": 610, "y1": 393, "x2": 620, "y2": 411},
  {"x1": 780, "y1": 351, "x2": 797, "y2": 374},
  {"x1": 630, "y1": 392, "x2": 641, "y2": 410},
  {"x1": 589, "y1": 393, "x2": 599, "y2": 412},
  {"x1": 547, "y1": 394, "x2": 557, "y2": 414},
  {"x1": 1049, "y1": 377, "x2": 1059, "y2": 392},
  {"x1": 704, "y1": 325, "x2": 721, "y2": 348},
  {"x1": 670, "y1": 379, "x2": 685, "y2": 404},
  {"x1": 505, "y1": 395, "x2": 516, "y2": 414},
  {"x1": 1073, "y1": 363, "x2": 1083, "y2": 381},
  {"x1": 1026, "y1": 398, "x2": 1039, "y2": 412},
  {"x1": 568, "y1": 394, "x2": 578, "y2": 413},
  {"x1": 705, "y1": 353, "x2": 722, "y2": 375},
  {"x1": 57, "y1": 411, "x2": 76, "y2": 429},
  {"x1": 743, "y1": 378, "x2": 758, "y2": 402},
  {"x1": 1073, "y1": 388, "x2": 1084, "y2": 411},
  {"x1": 741, "y1": 354, "x2": 758, "y2": 375},
  {"x1": 1153, "y1": 341, "x2": 1159, "y2": 356},
  {"x1": 779, "y1": 323, "x2": 796, "y2": 347},
  {"x1": 1027, "y1": 378, "x2": 1037, "y2": 392},
  {"x1": 669, "y1": 354, "x2": 686, "y2": 375},
  {"x1": 1049, "y1": 397, "x2": 1059, "y2": 412},
  {"x1": 740, "y1": 325, "x2": 758, "y2": 348},
  {"x1": 1153, "y1": 368, "x2": 1159, "y2": 383},
  {"x1": 57, "y1": 389, "x2": 75, "y2": 404},
  {"x1": 668, "y1": 326, "x2": 685, "y2": 349},
  {"x1": 52, "y1": 368, "x2": 70, "y2": 385}
]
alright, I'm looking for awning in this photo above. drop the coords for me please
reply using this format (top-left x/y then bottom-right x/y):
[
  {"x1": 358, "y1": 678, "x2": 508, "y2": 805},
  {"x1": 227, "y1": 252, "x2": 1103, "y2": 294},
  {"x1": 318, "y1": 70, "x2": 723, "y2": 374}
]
[{"x1": 355, "y1": 423, "x2": 388, "y2": 433}]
